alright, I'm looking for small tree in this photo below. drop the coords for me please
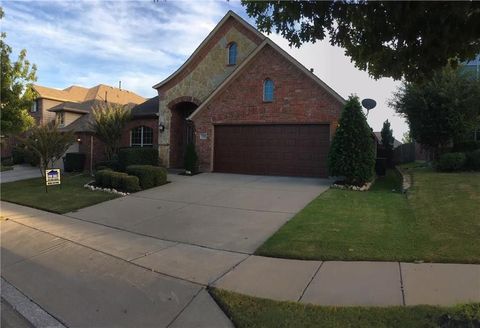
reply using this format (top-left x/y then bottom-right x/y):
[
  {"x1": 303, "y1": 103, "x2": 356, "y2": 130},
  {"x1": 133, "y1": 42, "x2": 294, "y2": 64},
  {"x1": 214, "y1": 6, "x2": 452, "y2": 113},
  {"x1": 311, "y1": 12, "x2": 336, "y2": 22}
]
[
  {"x1": 328, "y1": 95, "x2": 375, "y2": 186},
  {"x1": 90, "y1": 102, "x2": 131, "y2": 160},
  {"x1": 390, "y1": 67, "x2": 480, "y2": 158},
  {"x1": 402, "y1": 131, "x2": 413, "y2": 144},
  {"x1": 21, "y1": 122, "x2": 74, "y2": 176},
  {"x1": 184, "y1": 143, "x2": 198, "y2": 174},
  {"x1": 381, "y1": 120, "x2": 394, "y2": 166}
]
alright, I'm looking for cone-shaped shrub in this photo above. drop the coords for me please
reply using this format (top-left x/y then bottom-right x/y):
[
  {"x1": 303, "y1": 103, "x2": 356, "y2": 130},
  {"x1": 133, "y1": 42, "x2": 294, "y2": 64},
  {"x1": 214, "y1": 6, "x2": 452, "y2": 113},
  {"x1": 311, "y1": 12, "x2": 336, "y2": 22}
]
[{"x1": 328, "y1": 95, "x2": 375, "y2": 186}]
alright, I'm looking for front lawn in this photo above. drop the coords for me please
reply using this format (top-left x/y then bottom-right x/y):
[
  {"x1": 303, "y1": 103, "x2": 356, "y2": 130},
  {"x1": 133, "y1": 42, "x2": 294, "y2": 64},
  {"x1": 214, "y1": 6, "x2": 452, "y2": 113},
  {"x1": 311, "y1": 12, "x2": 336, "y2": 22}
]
[
  {"x1": 256, "y1": 166, "x2": 480, "y2": 263},
  {"x1": 211, "y1": 289, "x2": 480, "y2": 328},
  {"x1": 1, "y1": 174, "x2": 119, "y2": 214}
]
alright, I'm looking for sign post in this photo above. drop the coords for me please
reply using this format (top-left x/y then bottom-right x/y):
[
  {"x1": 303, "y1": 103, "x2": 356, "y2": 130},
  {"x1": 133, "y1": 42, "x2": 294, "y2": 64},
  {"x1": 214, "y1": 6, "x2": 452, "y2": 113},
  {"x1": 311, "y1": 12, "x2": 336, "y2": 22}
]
[{"x1": 45, "y1": 169, "x2": 61, "y2": 193}]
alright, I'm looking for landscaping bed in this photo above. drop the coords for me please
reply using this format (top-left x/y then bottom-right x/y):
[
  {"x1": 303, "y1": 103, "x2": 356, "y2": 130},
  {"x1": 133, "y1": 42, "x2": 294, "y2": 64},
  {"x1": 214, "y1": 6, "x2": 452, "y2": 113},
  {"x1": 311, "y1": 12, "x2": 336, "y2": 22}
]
[
  {"x1": 0, "y1": 174, "x2": 119, "y2": 214},
  {"x1": 211, "y1": 289, "x2": 480, "y2": 328},
  {"x1": 256, "y1": 166, "x2": 480, "y2": 263}
]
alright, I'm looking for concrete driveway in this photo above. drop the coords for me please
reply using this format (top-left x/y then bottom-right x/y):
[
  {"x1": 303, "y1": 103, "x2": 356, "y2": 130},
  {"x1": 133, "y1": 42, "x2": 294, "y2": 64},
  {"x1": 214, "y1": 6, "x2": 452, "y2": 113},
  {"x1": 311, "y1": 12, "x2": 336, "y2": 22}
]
[
  {"x1": 0, "y1": 165, "x2": 41, "y2": 183},
  {"x1": 68, "y1": 172, "x2": 330, "y2": 253}
]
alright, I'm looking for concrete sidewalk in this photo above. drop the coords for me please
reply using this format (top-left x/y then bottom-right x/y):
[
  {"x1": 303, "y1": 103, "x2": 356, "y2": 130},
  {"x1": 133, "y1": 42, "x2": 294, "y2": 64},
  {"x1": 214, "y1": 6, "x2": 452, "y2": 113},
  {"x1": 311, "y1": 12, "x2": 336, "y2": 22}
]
[{"x1": 2, "y1": 201, "x2": 479, "y2": 316}]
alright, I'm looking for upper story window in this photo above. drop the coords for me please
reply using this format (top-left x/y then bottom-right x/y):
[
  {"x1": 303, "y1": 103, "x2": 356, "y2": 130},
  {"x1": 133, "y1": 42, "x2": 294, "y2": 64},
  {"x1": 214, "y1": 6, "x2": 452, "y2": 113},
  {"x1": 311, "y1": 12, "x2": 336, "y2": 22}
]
[
  {"x1": 57, "y1": 112, "x2": 65, "y2": 125},
  {"x1": 263, "y1": 79, "x2": 274, "y2": 102},
  {"x1": 31, "y1": 100, "x2": 38, "y2": 112},
  {"x1": 228, "y1": 42, "x2": 237, "y2": 65},
  {"x1": 131, "y1": 126, "x2": 153, "y2": 147}
]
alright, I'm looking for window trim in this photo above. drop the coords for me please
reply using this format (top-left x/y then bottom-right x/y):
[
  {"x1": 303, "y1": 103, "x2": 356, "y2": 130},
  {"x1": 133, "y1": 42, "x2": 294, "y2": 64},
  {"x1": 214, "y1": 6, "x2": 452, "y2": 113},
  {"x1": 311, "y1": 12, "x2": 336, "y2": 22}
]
[
  {"x1": 130, "y1": 125, "x2": 153, "y2": 147},
  {"x1": 263, "y1": 79, "x2": 274, "y2": 102},
  {"x1": 227, "y1": 42, "x2": 237, "y2": 66}
]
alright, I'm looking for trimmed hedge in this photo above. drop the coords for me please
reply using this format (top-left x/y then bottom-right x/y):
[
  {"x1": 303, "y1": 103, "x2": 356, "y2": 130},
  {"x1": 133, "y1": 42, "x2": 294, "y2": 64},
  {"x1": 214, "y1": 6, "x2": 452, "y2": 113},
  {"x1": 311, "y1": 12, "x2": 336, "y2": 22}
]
[
  {"x1": 126, "y1": 165, "x2": 167, "y2": 189},
  {"x1": 94, "y1": 169, "x2": 141, "y2": 193},
  {"x1": 64, "y1": 153, "x2": 86, "y2": 172},
  {"x1": 95, "y1": 160, "x2": 120, "y2": 171},
  {"x1": 118, "y1": 148, "x2": 159, "y2": 171},
  {"x1": 436, "y1": 152, "x2": 466, "y2": 172},
  {"x1": 12, "y1": 147, "x2": 39, "y2": 166},
  {"x1": 12, "y1": 147, "x2": 25, "y2": 164},
  {"x1": 466, "y1": 149, "x2": 480, "y2": 171}
]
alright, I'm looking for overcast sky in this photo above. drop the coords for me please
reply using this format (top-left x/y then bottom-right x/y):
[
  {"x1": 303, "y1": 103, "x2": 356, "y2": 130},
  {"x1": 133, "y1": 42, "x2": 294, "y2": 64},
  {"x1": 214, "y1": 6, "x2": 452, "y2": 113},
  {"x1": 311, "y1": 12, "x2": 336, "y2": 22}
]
[{"x1": 2, "y1": 0, "x2": 407, "y2": 140}]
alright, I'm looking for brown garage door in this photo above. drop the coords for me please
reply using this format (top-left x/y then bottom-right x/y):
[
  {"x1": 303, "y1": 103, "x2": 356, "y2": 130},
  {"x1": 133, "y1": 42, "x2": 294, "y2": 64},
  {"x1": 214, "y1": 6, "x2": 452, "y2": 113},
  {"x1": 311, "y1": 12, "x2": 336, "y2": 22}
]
[{"x1": 214, "y1": 124, "x2": 330, "y2": 177}]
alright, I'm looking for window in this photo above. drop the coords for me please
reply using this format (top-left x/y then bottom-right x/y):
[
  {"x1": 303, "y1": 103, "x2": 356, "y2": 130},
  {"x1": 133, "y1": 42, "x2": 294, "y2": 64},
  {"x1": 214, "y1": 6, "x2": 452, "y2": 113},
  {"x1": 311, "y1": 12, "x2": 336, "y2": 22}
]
[
  {"x1": 57, "y1": 112, "x2": 65, "y2": 125},
  {"x1": 130, "y1": 126, "x2": 153, "y2": 147},
  {"x1": 228, "y1": 42, "x2": 237, "y2": 65},
  {"x1": 263, "y1": 79, "x2": 274, "y2": 102},
  {"x1": 31, "y1": 100, "x2": 38, "y2": 113}
]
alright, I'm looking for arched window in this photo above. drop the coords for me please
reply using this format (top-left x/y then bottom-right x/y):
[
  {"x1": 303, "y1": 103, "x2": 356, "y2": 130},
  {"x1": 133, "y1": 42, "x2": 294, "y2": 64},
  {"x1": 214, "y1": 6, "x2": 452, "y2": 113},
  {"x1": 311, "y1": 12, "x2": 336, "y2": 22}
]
[
  {"x1": 263, "y1": 79, "x2": 274, "y2": 102},
  {"x1": 228, "y1": 42, "x2": 237, "y2": 65},
  {"x1": 130, "y1": 126, "x2": 153, "y2": 147}
]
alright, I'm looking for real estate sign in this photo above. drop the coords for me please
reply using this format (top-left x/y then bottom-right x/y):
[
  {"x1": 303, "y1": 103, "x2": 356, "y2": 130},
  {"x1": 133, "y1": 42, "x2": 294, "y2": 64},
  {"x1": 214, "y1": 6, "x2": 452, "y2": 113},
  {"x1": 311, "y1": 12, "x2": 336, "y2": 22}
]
[{"x1": 45, "y1": 169, "x2": 61, "y2": 186}]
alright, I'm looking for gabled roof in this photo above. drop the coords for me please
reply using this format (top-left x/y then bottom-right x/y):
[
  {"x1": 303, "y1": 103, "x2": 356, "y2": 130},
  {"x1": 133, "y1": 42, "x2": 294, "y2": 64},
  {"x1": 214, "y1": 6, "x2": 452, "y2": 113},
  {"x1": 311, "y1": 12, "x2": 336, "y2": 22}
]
[
  {"x1": 131, "y1": 96, "x2": 159, "y2": 118},
  {"x1": 152, "y1": 10, "x2": 265, "y2": 90},
  {"x1": 34, "y1": 84, "x2": 145, "y2": 105},
  {"x1": 188, "y1": 38, "x2": 346, "y2": 120}
]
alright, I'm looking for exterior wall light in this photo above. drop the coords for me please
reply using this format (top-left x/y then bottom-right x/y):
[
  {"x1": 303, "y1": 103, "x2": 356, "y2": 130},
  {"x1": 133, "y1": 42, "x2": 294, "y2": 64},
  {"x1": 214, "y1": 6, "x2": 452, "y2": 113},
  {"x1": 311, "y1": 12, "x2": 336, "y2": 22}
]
[{"x1": 159, "y1": 124, "x2": 165, "y2": 132}]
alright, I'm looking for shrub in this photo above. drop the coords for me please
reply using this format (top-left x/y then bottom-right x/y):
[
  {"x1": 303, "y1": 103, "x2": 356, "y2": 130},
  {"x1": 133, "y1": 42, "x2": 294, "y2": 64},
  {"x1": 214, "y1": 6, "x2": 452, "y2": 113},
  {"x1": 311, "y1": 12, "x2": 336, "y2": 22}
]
[
  {"x1": 436, "y1": 152, "x2": 466, "y2": 172},
  {"x1": 64, "y1": 153, "x2": 86, "y2": 172},
  {"x1": 94, "y1": 169, "x2": 141, "y2": 192},
  {"x1": 123, "y1": 175, "x2": 141, "y2": 193},
  {"x1": 1, "y1": 157, "x2": 13, "y2": 166},
  {"x1": 95, "y1": 160, "x2": 120, "y2": 171},
  {"x1": 465, "y1": 149, "x2": 480, "y2": 171},
  {"x1": 118, "y1": 147, "x2": 159, "y2": 171},
  {"x1": 12, "y1": 147, "x2": 25, "y2": 164},
  {"x1": 126, "y1": 165, "x2": 167, "y2": 189},
  {"x1": 328, "y1": 96, "x2": 375, "y2": 186},
  {"x1": 23, "y1": 148, "x2": 39, "y2": 166},
  {"x1": 184, "y1": 143, "x2": 199, "y2": 173},
  {"x1": 452, "y1": 140, "x2": 480, "y2": 152}
]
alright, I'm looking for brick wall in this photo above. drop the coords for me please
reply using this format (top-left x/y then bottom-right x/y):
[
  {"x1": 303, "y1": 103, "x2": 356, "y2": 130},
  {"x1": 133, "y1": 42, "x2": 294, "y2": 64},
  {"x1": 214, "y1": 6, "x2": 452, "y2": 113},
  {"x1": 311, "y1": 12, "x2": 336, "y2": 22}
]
[{"x1": 193, "y1": 45, "x2": 343, "y2": 171}]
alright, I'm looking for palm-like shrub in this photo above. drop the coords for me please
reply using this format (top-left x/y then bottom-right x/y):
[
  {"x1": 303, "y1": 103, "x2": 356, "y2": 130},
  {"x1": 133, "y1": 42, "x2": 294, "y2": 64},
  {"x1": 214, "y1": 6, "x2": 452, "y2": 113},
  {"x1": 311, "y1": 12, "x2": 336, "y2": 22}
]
[
  {"x1": 21, "y1": 122, "x2": 74, "y2": 176},
  {"x1": 328, "y1": 95, "x2": 375, "y2": 186},
  {"x1": 90, "y1": 102, "x2": 131, "y2": 160}
]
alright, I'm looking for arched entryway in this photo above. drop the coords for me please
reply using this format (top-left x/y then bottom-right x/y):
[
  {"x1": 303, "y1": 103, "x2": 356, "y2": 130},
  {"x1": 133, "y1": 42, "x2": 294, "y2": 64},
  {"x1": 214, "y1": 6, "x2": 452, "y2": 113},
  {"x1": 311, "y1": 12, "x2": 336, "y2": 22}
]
[{"x1": 169, "y1": 101, "x2": 198, "y2": 168}]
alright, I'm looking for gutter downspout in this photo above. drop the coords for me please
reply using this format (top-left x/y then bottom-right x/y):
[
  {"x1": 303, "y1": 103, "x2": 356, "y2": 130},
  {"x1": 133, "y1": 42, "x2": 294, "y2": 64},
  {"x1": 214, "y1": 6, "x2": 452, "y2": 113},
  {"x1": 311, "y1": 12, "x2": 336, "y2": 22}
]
[{"x1": 90, "y1": 135, "x2": 94, "y2": 175}]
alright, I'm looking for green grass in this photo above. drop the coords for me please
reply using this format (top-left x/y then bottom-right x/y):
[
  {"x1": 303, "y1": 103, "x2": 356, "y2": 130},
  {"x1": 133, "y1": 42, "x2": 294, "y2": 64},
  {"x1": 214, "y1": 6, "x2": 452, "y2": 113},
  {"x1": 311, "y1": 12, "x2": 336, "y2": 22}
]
[
  {"x1": 211, "y1": 289, "x2": 480, "y2": 328},
  {"x1": 256, "y1": 167, "x2": 480, "y2": 263},
  {"x1": 1, "y1": 174, "x2": 119, "y2": 214}
]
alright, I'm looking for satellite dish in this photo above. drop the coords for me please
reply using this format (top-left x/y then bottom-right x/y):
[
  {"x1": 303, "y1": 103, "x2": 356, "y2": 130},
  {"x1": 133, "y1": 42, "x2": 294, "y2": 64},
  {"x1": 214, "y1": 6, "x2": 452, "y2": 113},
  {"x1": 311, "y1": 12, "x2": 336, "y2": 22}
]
[{"x1": 361, "y1": 98, "x2": 376, "y2": 110}]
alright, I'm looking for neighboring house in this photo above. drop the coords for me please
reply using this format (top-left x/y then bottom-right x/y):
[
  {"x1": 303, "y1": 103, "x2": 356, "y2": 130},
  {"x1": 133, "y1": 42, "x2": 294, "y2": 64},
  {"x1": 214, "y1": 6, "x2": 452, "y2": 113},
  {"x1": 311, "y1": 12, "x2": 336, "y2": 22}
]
[
  {"x1": 373, "y1": 132, "x2": 403, "y2": 149},
  {"x1": 154, "y1": 11, "x2": 345, "y2": 177},
  {"x1": 31, "y1": 83, "x2": 151, "y2": 170},
  {"x1": 462, "y1": 54, "x2": 480, "y2": 80}
]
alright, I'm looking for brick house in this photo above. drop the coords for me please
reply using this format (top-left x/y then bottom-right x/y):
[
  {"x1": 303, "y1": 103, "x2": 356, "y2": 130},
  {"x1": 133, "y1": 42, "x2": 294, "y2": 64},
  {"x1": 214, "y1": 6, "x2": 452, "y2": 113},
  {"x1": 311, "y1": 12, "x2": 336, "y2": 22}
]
[
  {"x1": 154, "y1": 11, "x2": 345, "y2": 177},
  {"x1": 28, "y1": 84, "x2": 156, "y2": 171}
]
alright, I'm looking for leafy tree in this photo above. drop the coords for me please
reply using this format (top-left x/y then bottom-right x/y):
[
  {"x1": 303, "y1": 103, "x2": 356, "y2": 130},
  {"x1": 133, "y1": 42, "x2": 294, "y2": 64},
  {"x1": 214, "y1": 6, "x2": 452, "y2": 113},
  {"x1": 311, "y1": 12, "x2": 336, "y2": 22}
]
[
  {"x1": 242, "y1": 1, "x2": 480, "y2": 82},
  {"x1": 381, "y1": 119, "x2": 394, "y2": 165},
  {"x1": 390, "y1": 67, "x2": 480, "y2": 157},
  {"x1": 90, "y1": 102, "x2": 131, "y2": 160},
  {"x1": 21, "y1": 122, "x2": 75, "y2": 176},
  {"x1": 328, "y1": 95, "x2": 375, "y2": 186},
  {"x1": 402, "y1": 131, "x2": 413, "y2": 144},
  {"x1": 0, "y1": 7, "x2": 37, "y2": 136}
]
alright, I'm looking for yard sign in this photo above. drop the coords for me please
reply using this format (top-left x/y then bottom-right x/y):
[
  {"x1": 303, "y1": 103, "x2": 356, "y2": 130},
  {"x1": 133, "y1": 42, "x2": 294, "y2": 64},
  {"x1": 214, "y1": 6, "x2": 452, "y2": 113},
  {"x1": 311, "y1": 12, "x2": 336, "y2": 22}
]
[{"x1": 45, "y1": 169, "x2": 61, "y2": 186}]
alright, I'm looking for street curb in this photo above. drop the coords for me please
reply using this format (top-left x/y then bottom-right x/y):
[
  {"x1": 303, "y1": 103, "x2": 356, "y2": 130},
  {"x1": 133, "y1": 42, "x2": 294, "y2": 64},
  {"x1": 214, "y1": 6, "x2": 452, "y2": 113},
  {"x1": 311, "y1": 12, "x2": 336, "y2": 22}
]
[{"x1": 1, "y1": 277, "x2": 66, "y2": 328}]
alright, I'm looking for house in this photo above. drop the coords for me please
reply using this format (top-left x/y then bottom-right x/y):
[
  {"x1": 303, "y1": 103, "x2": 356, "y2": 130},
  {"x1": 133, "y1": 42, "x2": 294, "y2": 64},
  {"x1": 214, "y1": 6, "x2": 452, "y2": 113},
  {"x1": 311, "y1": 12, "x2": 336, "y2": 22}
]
[
  {"x1": 373, "y1": 132, "x2": 403, "y2": 149},
  {"x1": 30, "y1": 84, "x2": 155, "y2": 170},
  {"x1": 154, "y1": 11, "x2": 345, "y2": 177}
]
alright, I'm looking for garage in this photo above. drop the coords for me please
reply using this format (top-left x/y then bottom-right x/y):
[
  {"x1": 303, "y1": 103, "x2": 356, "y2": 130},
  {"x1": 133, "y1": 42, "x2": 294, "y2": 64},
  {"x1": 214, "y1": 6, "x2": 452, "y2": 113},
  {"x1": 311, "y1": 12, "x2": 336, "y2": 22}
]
[{"x1": 214, "y1": 124, "x2": 330, "y2": 177}]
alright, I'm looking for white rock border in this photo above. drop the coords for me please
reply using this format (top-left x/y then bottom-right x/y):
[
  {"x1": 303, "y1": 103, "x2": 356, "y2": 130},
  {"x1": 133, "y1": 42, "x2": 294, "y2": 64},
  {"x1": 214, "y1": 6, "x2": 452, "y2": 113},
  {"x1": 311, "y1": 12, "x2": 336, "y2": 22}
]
[
  {"x1": 331, "y1": 181, "x2": 373, "y2": 192},
  {"x1": 83, "y1": 181, "x2": 129, "y2": 196}
]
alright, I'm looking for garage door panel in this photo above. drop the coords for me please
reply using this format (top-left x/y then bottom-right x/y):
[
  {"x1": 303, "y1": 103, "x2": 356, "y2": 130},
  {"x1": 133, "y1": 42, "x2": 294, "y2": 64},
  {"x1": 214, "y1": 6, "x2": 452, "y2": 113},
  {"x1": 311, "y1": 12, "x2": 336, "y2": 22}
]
[{"x1": 214, "y1": 124, "x2": 330, "y2": 177}]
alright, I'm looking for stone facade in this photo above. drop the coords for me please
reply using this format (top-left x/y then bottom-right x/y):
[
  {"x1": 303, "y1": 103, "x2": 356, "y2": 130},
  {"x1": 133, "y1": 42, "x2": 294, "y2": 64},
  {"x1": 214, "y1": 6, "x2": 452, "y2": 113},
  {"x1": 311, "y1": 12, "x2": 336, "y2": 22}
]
[
  {"x1": 192, "y1": 45, "x2": 343, "y2": 171},
  {"x1": 156, "y1": 16, "x2": 263, "y2": 167}
]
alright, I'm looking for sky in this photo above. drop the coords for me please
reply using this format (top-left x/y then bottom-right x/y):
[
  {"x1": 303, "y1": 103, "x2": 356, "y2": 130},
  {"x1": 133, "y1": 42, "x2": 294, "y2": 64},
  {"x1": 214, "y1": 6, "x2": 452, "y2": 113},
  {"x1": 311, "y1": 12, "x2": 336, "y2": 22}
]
[{"x1": 2, "y1": 0, "x2": 407, "y2": 140}]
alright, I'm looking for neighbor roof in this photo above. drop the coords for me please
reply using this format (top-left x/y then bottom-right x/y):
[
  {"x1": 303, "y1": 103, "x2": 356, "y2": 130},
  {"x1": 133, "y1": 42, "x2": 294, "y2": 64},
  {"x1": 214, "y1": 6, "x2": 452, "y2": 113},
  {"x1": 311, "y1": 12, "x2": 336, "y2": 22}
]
[
  {"x1": 373, "y1": 132, "x2": 403, "y2": 148},
  {"x1": 131, "y1": 96, "x2": 159, "y2": 117},
  {"x1": 152, "y1": 10, "x2": 266, "y2": 90},
  {"x1": 34, "y1": 84, "x2": 145, "y2": 105}
]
